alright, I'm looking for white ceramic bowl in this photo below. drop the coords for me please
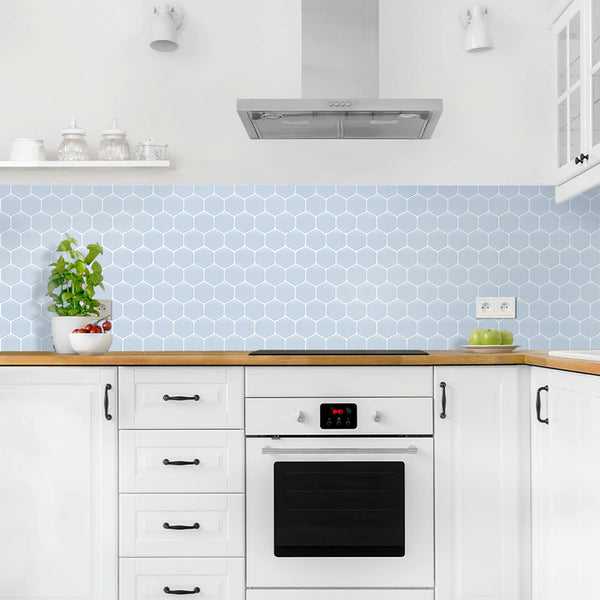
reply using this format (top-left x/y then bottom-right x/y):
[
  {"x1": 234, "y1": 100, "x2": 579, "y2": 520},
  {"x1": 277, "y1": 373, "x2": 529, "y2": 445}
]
[{"x1": 68, "y1": 333, "x2": 113, "y2": 355}]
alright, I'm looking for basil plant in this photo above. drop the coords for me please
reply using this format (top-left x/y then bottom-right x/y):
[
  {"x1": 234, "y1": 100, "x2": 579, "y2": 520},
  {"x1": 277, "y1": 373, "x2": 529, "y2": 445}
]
[{"x1": 47, "y1": 235, "x2": 105, "y2": 317}]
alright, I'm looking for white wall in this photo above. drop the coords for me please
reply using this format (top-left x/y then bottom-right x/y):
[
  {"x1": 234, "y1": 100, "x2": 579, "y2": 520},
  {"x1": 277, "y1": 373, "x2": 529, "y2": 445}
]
[{"x1": 0, "y1": 0, "x2": 553, "y2": 184}]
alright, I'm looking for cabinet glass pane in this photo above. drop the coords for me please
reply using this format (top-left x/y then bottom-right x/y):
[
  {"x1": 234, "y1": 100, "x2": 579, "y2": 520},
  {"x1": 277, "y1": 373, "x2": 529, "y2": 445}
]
[
  {"x1": 593, "y1": 69, "x2": 600, "y2": 146},
  {"x1": 594, "y1": 0, "x2": 600, "y2": 65},
  {"x1": 569, "y1": 14, "x2": 581, "y2": 87},
  {"x1": 558, "y1": 26, "x2": 567, "y2": 97},
  {"x1": 570, "y1": 87, "x2": 582, "y2": 160},
  {"x1": 558, "y1": 99, "x2": 568, "y2": 167}
]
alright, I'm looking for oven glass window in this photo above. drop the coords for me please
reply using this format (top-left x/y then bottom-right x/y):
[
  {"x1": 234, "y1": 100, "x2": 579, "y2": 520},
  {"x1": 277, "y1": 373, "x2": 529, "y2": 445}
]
[{"x1": 274, "y1": 461, "x2": 405, "y2": 557}]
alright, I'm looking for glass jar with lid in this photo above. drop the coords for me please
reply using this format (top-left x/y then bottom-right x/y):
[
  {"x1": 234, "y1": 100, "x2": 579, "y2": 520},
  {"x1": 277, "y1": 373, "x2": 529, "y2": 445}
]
[
  {"x1": 98, "y1": 119, "x2": 130, "y2": 161},
  {"x1": 57, "y1": 119, "x2": 90, "y2": 161}
]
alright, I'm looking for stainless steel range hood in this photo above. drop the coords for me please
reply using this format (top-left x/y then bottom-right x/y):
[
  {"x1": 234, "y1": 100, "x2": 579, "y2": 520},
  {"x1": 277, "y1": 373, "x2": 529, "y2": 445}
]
[{"x1": 237, "y1": 0, "x2": 443, "y2": 140}]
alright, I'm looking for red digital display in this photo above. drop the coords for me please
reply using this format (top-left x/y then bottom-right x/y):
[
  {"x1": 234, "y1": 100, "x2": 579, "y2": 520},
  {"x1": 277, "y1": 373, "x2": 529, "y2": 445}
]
[{"x1": 320, "y1": 403, "x2": 357, "y2": 429}]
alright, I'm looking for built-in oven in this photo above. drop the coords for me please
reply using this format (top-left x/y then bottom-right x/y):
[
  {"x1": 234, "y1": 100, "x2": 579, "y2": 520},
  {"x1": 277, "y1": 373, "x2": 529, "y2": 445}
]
[{"x1": 246, "y1": 396, "x2": 434, "y2": 595}]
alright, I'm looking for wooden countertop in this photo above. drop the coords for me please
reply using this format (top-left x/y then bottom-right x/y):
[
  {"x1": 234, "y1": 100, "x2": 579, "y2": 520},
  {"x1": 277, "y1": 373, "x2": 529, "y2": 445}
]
[{"x1": 0, "y1": 350, "x2": 599, "y2": 375}]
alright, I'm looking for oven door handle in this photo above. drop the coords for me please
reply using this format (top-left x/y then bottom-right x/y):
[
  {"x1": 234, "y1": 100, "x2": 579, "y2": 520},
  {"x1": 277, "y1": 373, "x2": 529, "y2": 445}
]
[{"x1": 261, "y1": 445, "x2": 418, "y2": 455}]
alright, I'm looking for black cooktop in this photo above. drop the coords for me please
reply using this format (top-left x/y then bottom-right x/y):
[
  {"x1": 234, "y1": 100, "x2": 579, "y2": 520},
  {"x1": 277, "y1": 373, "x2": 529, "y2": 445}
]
[{"x1": 249, "y1": 349, "x2": 429, "y2": 355}]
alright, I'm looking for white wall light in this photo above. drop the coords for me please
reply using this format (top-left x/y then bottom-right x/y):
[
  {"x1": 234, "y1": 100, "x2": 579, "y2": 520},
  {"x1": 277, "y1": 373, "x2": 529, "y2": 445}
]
[
  {"x1": 150, "y1": 2, "x2": 184, "y2": 52},
  {"x1": 461, "y1": 5, "x2": 493, "y2": 53}
]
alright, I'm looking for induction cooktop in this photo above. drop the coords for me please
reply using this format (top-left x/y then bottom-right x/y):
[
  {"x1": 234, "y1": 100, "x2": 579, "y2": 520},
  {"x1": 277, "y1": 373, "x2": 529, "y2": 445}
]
[{"x1": 248, "y1": 349, "x2": 429, "y2": 355}]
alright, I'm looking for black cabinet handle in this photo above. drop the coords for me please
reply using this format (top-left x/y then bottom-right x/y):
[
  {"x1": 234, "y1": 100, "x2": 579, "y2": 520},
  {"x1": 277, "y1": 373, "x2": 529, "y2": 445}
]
[
  {"x1": 163, "y1": 394, "x2": 200, "y2": 402},
  {"x1": 163, "y1": 458, "x2": 200, "y2": 466},
  {"x1": 536, "y1": 385, "x2": 549, "y2": 424},
  {"x1": 439, "y1": 381, "x2": 447, "y2": 419},
  {"x1": 163, "y1": 522, "x2": 200, "y2": 530},
  {"x1": 163, "y1": 587, "x2": 200, "y2": 595},
  {"x1": 575, "y1": 153, "x2": 589, "y2": 165},
  {"x1": 104, "y1": 383, "x2": 113, "y2": 421}
]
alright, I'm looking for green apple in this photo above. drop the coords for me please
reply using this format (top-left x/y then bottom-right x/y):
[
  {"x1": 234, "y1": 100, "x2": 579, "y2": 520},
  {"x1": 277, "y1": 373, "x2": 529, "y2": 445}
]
[
  {"x1": 481, "y1": 329, "x2": 502, "y2": 345},
  {"x1": 500, "y1": 330, "x2": 514, "y2": 345},
  {"x1": 469, "y1": 328, "x2": 485, "y2": 345}
]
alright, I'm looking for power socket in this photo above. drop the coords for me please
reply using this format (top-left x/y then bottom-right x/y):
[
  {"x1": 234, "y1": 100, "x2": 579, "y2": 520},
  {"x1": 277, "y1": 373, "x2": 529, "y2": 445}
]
[
  {"x1": 498, "y1": 297, "x2": 516, "y2": 318},
  {"x1": 96, "y1": 299, "x2": 112, "y2": 321},
  {"x1": 476, "y1": 297, "x2": 498, "y2": 318},
  {"x1": 475, "y1": 297, "x2": 516, "y2": 319}
]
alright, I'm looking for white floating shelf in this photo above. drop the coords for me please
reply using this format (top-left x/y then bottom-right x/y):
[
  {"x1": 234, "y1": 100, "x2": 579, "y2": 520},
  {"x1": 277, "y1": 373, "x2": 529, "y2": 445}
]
[{"x1": 0, "y1": 160, "x2": 170, "y2": 168}]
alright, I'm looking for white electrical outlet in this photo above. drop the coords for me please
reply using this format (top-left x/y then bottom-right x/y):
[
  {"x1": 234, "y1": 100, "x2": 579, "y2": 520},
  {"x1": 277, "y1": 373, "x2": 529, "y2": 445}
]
[
  {"x1": 476, "y1": 297, "x2": 498, "y2": 318},
  {"x1": 498, "y1": 297, "x2": 516, "y2": 318},
  {"x1": 96, "y1": 299, "x2": 112, "y2": 320},
  {"x1": 475, "y1": 296, "x2": 516, "y2": 319}
]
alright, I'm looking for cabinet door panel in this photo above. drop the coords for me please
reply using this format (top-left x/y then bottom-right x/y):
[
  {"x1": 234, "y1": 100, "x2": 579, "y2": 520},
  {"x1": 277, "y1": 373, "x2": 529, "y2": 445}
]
[
  {"x1": 434, "y1": 366, "x2": 530, "y2": 600},
  {"x1": 531, "y1": 368, "x2": 600, "y2": 600},
  {"x1": 0, "y1": 367, "x2": 117, "y2": 600}
]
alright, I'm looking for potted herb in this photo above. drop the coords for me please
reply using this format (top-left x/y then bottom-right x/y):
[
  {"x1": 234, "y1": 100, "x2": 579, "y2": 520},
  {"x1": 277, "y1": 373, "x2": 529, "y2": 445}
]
[{"x1": 47, "y1": 235, "x2": 105, "y2": 354}]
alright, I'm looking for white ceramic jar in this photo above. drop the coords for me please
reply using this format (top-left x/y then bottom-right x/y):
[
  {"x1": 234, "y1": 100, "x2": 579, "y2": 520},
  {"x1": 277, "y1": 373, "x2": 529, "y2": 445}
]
[{"x1": 10, "y1": 139, "x2": 46, "y2": 162}]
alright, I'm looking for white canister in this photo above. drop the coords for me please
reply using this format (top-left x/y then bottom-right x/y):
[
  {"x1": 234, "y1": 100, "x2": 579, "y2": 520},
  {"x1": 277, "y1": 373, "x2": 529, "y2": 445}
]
[
  {"x1": 10, "y1": 139, "x2": 46, "y2": 162},
  {"x1": 51, "y1": 316, "x2": 91, "y2": 354}
]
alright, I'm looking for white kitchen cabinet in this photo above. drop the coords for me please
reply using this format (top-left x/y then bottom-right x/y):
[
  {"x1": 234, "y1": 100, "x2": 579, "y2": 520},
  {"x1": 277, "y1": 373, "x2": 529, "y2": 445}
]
[
  {"x1": 434, "y1": 366, "x2": 531, "y2": 600},
  {"x1": 0, "y1": 367, "x2": 117, "y2": 600},
  {"x1": 550, "y1": 0, "x2": 600, "y2": 201},
  {"x1": 120, "y1": 557, "x2": 244, "y2": 600},
  {"x1": 119, "y1": 366, "x2": 244, "y2": 429},
  {"x1": 530, "y1": 367, "x2": 600, "y2": 600}
]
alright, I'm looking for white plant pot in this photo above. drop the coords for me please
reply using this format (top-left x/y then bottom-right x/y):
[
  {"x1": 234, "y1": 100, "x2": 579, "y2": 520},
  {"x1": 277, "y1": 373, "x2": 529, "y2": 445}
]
[{"x1": 51, "y1": 316, "x2": 92, "y2": 354}]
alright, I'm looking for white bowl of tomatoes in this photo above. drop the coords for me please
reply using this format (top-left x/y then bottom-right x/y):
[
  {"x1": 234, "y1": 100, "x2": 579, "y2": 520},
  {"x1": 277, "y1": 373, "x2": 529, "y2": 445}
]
[{"x1": 68, "y1": 321, "x2": 113, "y2": 355}]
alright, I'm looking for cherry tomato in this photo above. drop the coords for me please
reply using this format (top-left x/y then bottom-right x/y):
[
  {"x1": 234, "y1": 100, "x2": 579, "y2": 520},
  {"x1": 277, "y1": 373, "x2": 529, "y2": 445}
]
[
  {"x1": 91, "y1": 325, "x2": 102, "y2": 334},
  {"x1": 102, "y1": 321, "x2": 112, "y2": 332},
  {"x1": 85, "y1": 324, "x2": 94, "y2": 332}
]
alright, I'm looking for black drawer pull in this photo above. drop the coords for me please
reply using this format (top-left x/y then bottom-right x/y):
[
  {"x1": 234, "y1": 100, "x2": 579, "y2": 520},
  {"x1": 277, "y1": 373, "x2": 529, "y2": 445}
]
[
  {"x1": 163, "y1": 587, "x2": 200, "y2": 595},
  {"x1": 104, "y1": 383, "x2": 113, "y2": 421},
  {"x1": 163, "y1": 459, "x2": 200, "y2": 466},
  {"x1": 163, "y1": 394, "x2": 200, "y2": 402},
  {"x1": 536, "y1": 385, "x2": 549, "y2": 425},
  {"x1": 439, "y1": 381, "x2": 447, "y2": 419},
  {"x1": 163, "y1": 522, "x2": 200, "y2": 530}
]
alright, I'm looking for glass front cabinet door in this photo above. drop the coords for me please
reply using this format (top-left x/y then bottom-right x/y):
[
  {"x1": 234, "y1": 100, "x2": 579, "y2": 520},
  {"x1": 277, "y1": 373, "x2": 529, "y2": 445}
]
[{"x1": 554, "y1": 0, "x2": 600, "y2": 184}]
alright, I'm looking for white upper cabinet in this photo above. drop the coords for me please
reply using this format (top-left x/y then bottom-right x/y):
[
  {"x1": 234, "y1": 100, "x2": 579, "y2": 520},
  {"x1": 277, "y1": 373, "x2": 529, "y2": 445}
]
[
  {"x1": 0, "y1": 367, "x2": 118, "y2": 600},
  {"x1": 434, "y1": 366, "x2": 531, "y2": 600},
  {"x1": 552, "y1": 0, "x2": 600, "y2": 201},
  {"x1": 530, "y1": 367, "x2": 600, "y2": 600}
]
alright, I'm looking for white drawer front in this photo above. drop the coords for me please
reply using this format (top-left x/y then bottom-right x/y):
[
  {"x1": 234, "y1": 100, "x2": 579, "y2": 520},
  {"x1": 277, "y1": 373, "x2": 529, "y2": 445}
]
[
  {"x1": 119, "y1": 430, "x2": 244, "y2": 493},
  {"x1": 119, "y1": 367, "x2": 244, "y2": 429},
  {"x1": 120, "y1": 558, "x2": 244, "y2": 600},
  {"x1": 245, "y1": 366, "x2": 433, "y2": 398},
  {"x1": 247, "y1": 591, "x2": 433, "y2": 600},
  {"x1": 120, "y1": 494, "x2": 244, "y2": 557},
  {"x1": 246, "y1": 397, "x2": 433, "y2": 435}
]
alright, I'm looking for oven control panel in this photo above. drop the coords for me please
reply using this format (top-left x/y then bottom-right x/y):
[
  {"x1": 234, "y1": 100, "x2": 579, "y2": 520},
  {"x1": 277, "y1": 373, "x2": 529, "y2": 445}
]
[{"x1": 320, "y1": 403, "x2": 357, "y2": 429}]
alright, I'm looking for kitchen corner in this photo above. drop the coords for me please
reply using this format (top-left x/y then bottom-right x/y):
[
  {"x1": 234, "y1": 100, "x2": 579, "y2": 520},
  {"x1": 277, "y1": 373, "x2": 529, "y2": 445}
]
[{"x1": 2, "y1": 0, "x2": 600, "y2": 599}]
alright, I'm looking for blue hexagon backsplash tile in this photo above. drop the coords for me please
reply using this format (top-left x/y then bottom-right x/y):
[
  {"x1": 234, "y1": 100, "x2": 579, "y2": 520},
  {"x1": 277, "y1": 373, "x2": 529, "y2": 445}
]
[{"x1": 0, "y1": 184, "x2": 599, "y2": 351}]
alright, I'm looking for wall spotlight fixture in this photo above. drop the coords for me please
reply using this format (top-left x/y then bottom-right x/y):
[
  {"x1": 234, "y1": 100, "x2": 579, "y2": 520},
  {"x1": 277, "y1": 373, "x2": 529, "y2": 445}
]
[
  {"x1": 150, "y1": 2, "x2": 184, "y2": 52},
  {"x1": 461, "y1": 5, "x2": 493, "y2": 53}
]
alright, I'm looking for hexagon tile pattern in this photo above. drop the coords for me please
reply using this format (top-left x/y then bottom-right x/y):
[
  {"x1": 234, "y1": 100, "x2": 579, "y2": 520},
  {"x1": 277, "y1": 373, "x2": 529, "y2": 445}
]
[{"x1": 0, "y1": 184, "x2": 599, "y2": 351}]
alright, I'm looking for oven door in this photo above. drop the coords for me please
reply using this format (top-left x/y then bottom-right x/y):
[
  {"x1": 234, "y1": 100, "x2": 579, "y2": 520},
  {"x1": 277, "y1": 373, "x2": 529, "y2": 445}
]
[{"x1": 246, "y1": 437, "x2": 434, "y2": 589}]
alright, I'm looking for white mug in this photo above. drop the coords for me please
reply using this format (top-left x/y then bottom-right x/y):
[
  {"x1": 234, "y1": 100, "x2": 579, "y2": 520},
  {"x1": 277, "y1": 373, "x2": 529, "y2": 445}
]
[{"x1": 10, "y1": 139, "x2": 46, "y2": 162}]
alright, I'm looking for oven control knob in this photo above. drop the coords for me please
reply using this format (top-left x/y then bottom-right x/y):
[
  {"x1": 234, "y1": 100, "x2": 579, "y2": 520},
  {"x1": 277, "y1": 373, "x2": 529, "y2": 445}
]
[
  {"x1": 296, "y1": 410, "x2": 306, "y2": 423},
  {"x1": 373, "y1": 411, "x2": 382, "y2": 423}
]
